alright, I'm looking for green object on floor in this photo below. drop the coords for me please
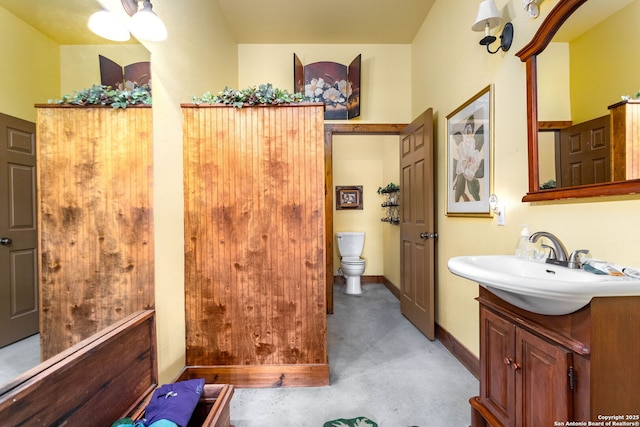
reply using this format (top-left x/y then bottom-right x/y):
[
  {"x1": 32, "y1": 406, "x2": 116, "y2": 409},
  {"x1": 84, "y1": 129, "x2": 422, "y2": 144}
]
[
  {"x1": 111, "y1": 419, "x2": 135, "y2": 427},
  {"x1": 323, "y1": 417, "x2": 378, "y2": 427}
]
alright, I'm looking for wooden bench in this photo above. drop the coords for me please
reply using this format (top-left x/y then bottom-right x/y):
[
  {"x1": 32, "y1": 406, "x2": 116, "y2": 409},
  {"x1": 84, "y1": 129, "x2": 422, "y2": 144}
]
[{"x1": 0, "y1": 310, "x2": 233, "y2": 427}]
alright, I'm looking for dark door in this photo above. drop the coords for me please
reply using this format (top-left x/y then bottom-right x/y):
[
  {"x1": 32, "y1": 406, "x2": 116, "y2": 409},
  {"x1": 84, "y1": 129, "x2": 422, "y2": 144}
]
[
  {"x1": 400, "y1": 108, "x2": 435, "y2": 340},
  {"x1": 558, "y1": 115, "x2": 609, "y2": 187},
  {"x1": 0, "y1": 113, "x2": 38, "y2": 348}
]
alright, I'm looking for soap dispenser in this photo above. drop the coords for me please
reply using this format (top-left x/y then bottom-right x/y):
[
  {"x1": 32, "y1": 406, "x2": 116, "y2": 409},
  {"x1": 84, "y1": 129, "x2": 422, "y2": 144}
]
[{"x1": 514, "y1": 225, "x2": 534, "y2": 259}]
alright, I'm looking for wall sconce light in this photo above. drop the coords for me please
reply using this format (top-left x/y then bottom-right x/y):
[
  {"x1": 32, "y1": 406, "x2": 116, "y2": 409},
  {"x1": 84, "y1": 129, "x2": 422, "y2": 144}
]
[
  {"x1": 472, "y1": 0, "x2": 514, "y2": 54},
  {"x1": 523, "y1": 0, "x2": 540, "y2": 19},
  {"x1": 88, "y1": 0, "x2": 167, "y2": 43}
]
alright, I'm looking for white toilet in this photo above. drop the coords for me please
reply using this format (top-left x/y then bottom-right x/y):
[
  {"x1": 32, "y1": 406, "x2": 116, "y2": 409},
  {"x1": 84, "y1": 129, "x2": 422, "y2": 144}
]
[{"x1": 336, "y1": 232, "x2": 366, "y2": 295}]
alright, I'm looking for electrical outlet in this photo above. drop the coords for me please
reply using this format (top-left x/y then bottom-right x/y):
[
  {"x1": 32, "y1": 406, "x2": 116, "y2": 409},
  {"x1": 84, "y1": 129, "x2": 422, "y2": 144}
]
[{"x1": 496, "y1": 205, "x2": 506, "y2": 226}]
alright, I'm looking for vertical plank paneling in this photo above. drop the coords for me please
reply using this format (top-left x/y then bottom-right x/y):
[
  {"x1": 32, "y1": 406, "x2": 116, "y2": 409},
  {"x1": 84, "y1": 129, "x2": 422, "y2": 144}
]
[
  {"x1": 183, "y1": 104, "x2": 326, "y2": 369},
  {"x1": 610, "y1": 100, "x2": 640, "y2": 181},
  {"x1": 37, "y1": 106, "x2": 154, "y2": 360}
]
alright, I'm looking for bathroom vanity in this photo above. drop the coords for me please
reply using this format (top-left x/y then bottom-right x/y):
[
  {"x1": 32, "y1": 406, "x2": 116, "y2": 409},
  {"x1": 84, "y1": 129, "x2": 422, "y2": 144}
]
[{"x1": 471, "y1": 287, "x2": 640, "y2": 427}]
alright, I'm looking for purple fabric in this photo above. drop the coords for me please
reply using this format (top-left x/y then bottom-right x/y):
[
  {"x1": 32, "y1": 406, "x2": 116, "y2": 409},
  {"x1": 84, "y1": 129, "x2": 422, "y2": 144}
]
[{"x1": 144, "y1": 378, "x2": 205, "y2": 427}]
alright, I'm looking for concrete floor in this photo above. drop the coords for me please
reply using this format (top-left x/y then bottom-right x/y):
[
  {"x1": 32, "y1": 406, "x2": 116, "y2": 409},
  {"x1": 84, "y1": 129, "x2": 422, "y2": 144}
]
[
  {"x1": 230, "y1": 283, "x2": 478, "y2": 427},
  {"x1": 0, "y1": 333, "x2": 40, "y2": 387},
  {"x1": 0, "y1": 283, "x2": 478, "y2": 426}
]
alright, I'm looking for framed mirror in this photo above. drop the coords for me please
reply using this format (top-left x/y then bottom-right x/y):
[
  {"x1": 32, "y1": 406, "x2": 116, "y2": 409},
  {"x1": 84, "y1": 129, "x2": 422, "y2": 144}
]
[
  {"x1": 516, "y1": 0, "x2": 640, "y2": 202},
  {"x1": 0, "y1": 0, "x2": 151, "y2": 386}
]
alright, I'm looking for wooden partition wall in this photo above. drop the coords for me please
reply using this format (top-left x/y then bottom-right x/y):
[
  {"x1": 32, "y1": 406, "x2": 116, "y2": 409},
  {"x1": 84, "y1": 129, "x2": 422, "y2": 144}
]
[
  {"x1": 182, "y1": 103, "x2": 328, "y2": 387},
  {"x1": 610, "y1": 99, "x2": 640, "y2": 181},
  {"x1": 36, "y1": 106, "x2": 154, "y2": 360}
]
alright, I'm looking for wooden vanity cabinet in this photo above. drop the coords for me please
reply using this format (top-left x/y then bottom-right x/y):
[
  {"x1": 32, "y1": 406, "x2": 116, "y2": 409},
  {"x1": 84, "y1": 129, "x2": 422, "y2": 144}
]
[
  {"x1": 479, "y1": 306, "x2": 573, "y2": 426},
  {"x1": 472, "y1": 287, "x2": 640, "y2": 427}
]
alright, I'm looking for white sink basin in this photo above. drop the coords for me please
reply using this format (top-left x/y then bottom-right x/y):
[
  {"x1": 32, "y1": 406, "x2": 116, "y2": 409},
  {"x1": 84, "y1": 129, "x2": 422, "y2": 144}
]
[{"x1": 447, "y1": 255, "x2": 640, "y2": 315}]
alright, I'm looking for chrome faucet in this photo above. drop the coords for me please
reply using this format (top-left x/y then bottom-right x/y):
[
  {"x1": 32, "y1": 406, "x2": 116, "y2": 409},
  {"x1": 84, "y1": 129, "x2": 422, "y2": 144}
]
[
  {"x1": 529, "y1": 231, "x2": 588, "y2": 269},
  {"x1": 568, "y1": 249, "x2": 590, "y2": 269},
  {"x1": 529, "y1": 231, "x2": 568, "y2": 262}
]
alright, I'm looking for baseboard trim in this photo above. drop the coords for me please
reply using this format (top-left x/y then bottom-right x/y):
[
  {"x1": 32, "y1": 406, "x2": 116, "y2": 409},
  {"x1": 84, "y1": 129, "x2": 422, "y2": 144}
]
[
  {"x1": 333, "y1": 274, "x2": 385, "y2": 283},
  {"x1": 381, "y1": 277, "x2": 401, "y2": 299},
  {"x1": 435, "y1": 324, "x2": 479, "y2": 380},
  {"x1": 177, "y1": 364, "x2": 330, "y2": 388}
]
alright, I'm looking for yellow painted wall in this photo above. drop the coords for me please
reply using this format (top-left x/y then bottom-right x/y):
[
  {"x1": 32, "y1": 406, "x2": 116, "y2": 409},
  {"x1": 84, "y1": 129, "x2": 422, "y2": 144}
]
[
  {"x1": 332, "y1": 135, "x2": 400, "y2": 283},
  {"x1": 537, "y1": 43, "x2": 571, "y2": 186},
  {"x1": 382, "y1": 139, "x2": 401, "y2": 287},
  {"x1": 538, "y1": 43, "x2": 571, "y2": 121},
  {"x1": 412, "y1": 0, "x2": 640, "y2": 357},
  {"x1": 570, "y1": 0, "x2": 640, "y2": 123},
  {"x1": 59, "y1": 44, "x2": 150, "y2": 94},
  {"x1": 535, "y1": 0, "x2": 639, "y2": 125},
  {"x1": 538, "y1": 131, "x2": 557, "y2": 186},
  {"x1": 0, "y1": 7, "x2": 59, "y2": 122}
]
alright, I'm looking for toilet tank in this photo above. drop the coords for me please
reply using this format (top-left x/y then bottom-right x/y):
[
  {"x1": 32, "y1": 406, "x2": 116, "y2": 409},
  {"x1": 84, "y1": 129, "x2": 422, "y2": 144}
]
[{"x1": 336, "y1": 232, "x2": 365, "y2": 257}]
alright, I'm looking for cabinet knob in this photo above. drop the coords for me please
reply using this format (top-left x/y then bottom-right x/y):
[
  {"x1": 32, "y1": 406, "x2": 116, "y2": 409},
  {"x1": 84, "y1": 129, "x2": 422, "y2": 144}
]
[{"x1": 504, "y1": 357, "x2": 521, "y2": 371}]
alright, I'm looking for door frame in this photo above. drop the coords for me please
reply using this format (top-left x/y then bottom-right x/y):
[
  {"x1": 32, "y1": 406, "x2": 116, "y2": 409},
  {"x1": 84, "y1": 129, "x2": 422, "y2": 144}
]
[{"x1": 324, "y1": 123, "x2": 407, "y2": 314}]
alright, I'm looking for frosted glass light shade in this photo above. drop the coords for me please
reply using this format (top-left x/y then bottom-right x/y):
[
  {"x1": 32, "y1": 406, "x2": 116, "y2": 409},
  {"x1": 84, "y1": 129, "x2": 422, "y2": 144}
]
[
  {"x1": 88, "y1": 10, "x2": 130, "y2": 42},
  {"x1": 472, "y1": 0, "x2": 502, "y2": 32},
  {"x1": 130, "y1": 8, "x2": 167, "y2": 42}
]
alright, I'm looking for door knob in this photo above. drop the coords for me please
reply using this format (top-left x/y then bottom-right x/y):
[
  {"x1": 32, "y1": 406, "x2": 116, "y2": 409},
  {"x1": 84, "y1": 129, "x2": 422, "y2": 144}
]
[
  {"x1": 0, "y1": 237, "x2": 12, "y2": 245},
  {"x1": 419, "y1": 232, "x2": 438, "y2": 240}
]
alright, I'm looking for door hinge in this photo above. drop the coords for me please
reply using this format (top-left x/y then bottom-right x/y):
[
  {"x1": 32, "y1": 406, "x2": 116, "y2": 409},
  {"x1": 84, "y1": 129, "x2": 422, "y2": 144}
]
[{"x1": 568, "y1": 365, "x2": 577, "y2": 390}]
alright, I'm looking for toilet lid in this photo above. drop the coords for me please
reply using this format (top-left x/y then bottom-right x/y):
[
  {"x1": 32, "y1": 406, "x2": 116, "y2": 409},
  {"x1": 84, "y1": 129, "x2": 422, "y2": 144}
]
[{"x1": 342, "y1": 257, "x2": 364, "y2": 264}]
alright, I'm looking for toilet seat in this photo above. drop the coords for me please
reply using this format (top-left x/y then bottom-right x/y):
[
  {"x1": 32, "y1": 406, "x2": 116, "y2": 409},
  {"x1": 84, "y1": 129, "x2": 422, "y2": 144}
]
[
  {"x1": 340, "y1": 257, "x2": 365, "y2": 276},
  {"x1": 336, "y1": 232, "x2": 366, "y2": 295}
]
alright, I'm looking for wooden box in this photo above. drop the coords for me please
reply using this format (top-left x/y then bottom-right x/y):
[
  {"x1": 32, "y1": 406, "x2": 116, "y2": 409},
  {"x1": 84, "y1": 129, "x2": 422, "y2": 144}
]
[
  {"x1": 184, "y1": 384, "x2": 234, "y2": 427},
  {"x1": 0, "y1": 310, "x2": 233, "y2": 427},
  {"x1": 130, "y1": 383, "x2": 234, "y2": 427}
]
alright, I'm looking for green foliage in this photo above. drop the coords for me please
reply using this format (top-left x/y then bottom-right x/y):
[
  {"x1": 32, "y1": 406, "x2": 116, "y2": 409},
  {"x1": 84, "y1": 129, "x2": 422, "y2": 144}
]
[
  {"x1": 622, "y1": 89, "x2": 640, "y2": 101},
  {"x1": 377, "y1": 182, "x2": 399, "y2": 194},
  {"x1": 540, "y1": 179, "x2": 557, "y2": 190},
  {"x1": 50, "y1": 84, "x2": 152, "y2": 109},
  {"x1": 192, "y1": 83, "x2": 304, "y2": 108}
]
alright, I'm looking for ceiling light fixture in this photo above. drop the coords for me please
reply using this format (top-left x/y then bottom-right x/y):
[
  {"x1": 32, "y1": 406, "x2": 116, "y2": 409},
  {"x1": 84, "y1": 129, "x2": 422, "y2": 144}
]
[
  {"x1": 123, "y1": 0, "x2": 168, "y2": 42},
  {"x1": 472, "y1": 0, "x2": 513, "y2": 54},
  {"x1": 88, "y1": 10, "x2": 130, "y2": 42},
  {"x1": 88, "y1": 0, "x2": 167, "y2": 43}
]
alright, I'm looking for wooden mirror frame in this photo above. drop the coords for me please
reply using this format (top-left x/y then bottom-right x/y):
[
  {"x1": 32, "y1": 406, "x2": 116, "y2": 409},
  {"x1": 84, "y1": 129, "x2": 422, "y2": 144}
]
[{"x1": 516, "y1": 0, "x2": 640, "y2": 202}]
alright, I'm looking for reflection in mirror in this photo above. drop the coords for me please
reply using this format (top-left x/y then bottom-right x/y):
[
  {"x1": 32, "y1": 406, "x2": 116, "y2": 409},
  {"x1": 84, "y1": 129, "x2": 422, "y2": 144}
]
[
  {"x1": 0, "y1": 0, "x2": 150, "y2": 386},
  {"x1": 537, "y1": 0, "x2": 636, "y2": 189},
  {"x1": 517, "y1": 0, "x2": 640, "y2": 201}
]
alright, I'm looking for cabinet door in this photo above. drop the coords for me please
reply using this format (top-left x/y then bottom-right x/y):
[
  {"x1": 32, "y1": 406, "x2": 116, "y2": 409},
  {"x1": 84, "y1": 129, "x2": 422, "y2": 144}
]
[
  {"x1": 480, "y1": 307, "x2": 516, "y2": 427},
  {"x1": 516, "y1": 327, "x2": 573, "y2": 427}
]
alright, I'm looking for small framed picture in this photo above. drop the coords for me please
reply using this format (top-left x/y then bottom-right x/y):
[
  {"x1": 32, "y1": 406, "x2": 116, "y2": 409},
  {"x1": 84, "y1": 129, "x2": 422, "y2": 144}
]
[
  {"x1": 336, "y1": 186, "x2": 363, "y2": 210},
  {"x1": 446, "y1": 85, "x2": 494, "y2": 217}
]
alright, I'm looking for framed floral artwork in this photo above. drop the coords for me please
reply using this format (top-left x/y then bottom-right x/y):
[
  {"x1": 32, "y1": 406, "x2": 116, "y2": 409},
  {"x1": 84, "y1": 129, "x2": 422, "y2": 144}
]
[
  {"x1": 446, "y1": 85, "x2": 494, "y2": 217},
  {"x1": 293, "y1": 54, "x2": 361, "y2": 120},
  {"x1": 335, "y1": 186, "x2": 363, "y2": 210}
]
